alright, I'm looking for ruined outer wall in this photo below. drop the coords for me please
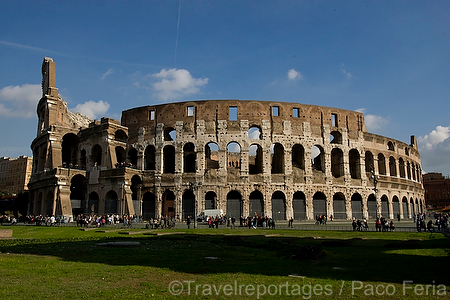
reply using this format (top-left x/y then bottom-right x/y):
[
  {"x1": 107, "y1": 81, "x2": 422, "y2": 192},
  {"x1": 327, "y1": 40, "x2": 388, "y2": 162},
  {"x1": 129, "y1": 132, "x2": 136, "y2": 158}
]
[{"x1": 121, "y1": 100, "x2": 424, "y2": 220}]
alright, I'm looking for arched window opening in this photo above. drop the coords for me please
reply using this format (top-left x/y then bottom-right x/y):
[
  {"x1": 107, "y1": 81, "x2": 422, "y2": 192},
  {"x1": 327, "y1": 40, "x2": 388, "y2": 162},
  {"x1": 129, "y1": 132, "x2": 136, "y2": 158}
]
[
  {"x1": 226, "y1": 191, "x2": 242, "y2": 219},
  {"x1": 249, "y1": 190, "x2": 264, "y2": 218},
  {"x1": 105, "y1": 190, "x2": 118, "y2": 214},
  {"x1": 293, "y1": 192, "x2": 306, "y2": 220},
  {"x1": 227, "y1": 142, "x2": 241, "y2": 169},
  {"x1": 331, "y1": 148, "x2": 344, "y2": 178},
  {"x1": 127, "y1": 148, "x2": 138, "y2": 168},
  {"x1": 389, "y1": 156, "x2": 397, "y2": 177},
  {"x1": 399, "y1": 158, "x2": 406, "y2": 178},
  {"x1": 248, "y1": 126, "x2": 261, "y2": 140},
  {"x1": 92, "y1": 144, "x2": 102, "y2": 167},
  {"x1": 402, "y1": 197, "x2": 408, "y2": 219},
  {"x1": 115, "y1": 146, "x2": 126, "y2": 166},
  {"x1": 249, "y1": 144, "x2": 263, "y2": 174},
  {"x1": 351, "y1": 193, "x2": 363, "y2": 220},
  {"x1": 330, "y1": 131, "x2": 342, "y2": 144},
  {"x1": 313, "y1": 192, "x2": 327, "y2": 220},
  {"x1": 62, "y1": 133, "x2": 79, "y2": 167},
  {"x1": 182, "y1": 190, "x2": 195, "y2": 221},
  {"x1": 142, "y1": 192, "x2": 156, "y2": 220},
  {"x1": 333, "y1": 193, "x2": 346, "y2": 219},
  {"x1": 144, "y1": 145, "x2": 156, "y2": 170},
  {"x1": 88, "y1": 192, "x2": 99, "y2": 215},
  {"x1": 164, "y1": 127, "x2": 176, "y2": 141},
  {"x1": 411, "y1": 162, "x2": 416, "y2": 181},
  {"x1": 378, "y1": 153, "x2": 386, "y2": 175},
  {"x1": 183, "y1": 143, "x2": 196, "y2": 173},
  {"x1": 271, "y1": 191, "x2": 286, "y2": 220},
  {"x1": 131, "y1": 175, "x2": 142, "y2": 201},
  {"x1": 349, "y1": 149, "x2": 361, "y2": 179},
  {"x1": 162, "y1": 190, "x2": 176, "y2": 219},
  {"x1": 163, "y1": 145, "x2": 176, "y2": 174},
  {"x1": 367, "y1": 194, "x2": 377, "y2": 219},
  {"x1": 392, "y1": 196, "x2": 400, "y2": 219},
  {"x1": 205, "y1": 142, "x2": 219, "y2": 169},
  {"x1": 365, "y1": 151, "x2": 374, "y2": 173},
  {"x1": 407, "y1": 162, "x2": 412, "y2": 179},
  {"x1": 271, "y1": 143, "x2": 284, "y2": 174},
  {"x1": 292, "y1": 144, "x2": 305, "y2": 170},
  {"x1": 311, "y1": 146, "x2": 325, "y2": 172},
  {"x1": 205, "y1": 191, "x2": 216, "y2": 210},
  {"x1": 114, "y1": 130, "x2": 128, "y2": 143},
  {"x1": 387, "y1": 141, "x2": 395, "y2": 151}
]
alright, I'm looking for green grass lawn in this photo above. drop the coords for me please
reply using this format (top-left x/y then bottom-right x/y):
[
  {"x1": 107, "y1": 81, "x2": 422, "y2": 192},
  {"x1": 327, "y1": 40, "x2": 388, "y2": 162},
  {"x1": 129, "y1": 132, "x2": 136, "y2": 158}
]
[{"x1": 0, "y1": 226, "x2": 449, "y2": 299}]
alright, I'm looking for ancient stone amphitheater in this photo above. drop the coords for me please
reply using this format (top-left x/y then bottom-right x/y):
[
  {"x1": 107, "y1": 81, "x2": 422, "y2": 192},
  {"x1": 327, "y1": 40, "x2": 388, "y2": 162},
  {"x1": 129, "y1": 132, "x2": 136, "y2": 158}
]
[{"x1": 28, "y1": 58, "x2": 425, "y2": 222}]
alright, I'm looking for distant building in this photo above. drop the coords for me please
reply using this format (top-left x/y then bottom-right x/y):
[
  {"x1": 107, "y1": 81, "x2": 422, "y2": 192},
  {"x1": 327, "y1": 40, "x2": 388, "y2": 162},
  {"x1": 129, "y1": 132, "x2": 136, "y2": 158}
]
[
  {"x1": 0, "y1": 156, "x2": 33, "y2": 195},
  {"x1": 423, "y1": 172, "x2": 450, "y2": 209}
]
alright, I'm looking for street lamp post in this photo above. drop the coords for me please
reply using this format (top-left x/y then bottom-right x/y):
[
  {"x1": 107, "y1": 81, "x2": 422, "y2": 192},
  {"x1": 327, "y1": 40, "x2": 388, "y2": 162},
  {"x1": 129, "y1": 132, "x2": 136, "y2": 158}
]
[{"x1": 370, "y1": 168, "x2": 380, "y2": 218}]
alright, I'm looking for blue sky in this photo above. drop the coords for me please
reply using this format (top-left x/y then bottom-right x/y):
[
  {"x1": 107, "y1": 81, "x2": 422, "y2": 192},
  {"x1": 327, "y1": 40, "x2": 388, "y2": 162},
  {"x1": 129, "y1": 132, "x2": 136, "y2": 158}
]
[{"x1": 1, "y1": 0, "x2": 449, "y2": 175}]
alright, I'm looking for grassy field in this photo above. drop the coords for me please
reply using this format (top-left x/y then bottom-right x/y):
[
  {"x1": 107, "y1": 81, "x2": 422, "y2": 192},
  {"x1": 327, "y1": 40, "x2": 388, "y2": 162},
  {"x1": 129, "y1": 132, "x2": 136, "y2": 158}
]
[{"x1": 0, "y1": 226, "x2": 449, "y2": 299}]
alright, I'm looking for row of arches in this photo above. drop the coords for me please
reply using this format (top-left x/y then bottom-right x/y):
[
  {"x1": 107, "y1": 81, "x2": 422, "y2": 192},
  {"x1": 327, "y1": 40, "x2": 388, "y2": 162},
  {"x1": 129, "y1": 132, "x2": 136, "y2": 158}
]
[
  {"x1": 365, "y1": 151, "x2": 422, "y2": 182},
  {"x1": 139, "y1": 190, "x2": 424, "y2": 221}
]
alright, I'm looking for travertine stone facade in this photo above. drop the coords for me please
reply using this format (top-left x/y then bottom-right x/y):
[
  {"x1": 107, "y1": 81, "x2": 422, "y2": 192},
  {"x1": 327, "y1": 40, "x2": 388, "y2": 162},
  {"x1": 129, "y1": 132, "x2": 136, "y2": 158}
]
[{"x1": 28, "y1": 58, "x2": 425, "y2": 221}]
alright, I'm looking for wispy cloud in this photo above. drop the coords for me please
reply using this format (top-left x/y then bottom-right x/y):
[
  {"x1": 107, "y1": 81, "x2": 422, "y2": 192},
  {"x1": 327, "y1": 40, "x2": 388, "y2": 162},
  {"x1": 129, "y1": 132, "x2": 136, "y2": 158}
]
[
  {"x1": 0, "y1": 84, "x2": 41, "y2": 118},
  {"x1": 71, "y1": 100, "x2": 110, "y2": 119},
  {"x1": 355, "y1": 108, "x2": 388, "y2": 131},
  {"x1": 151, "y1": 68, "x2": 209, "y2": 101},
  {"x1": 287, "y1": 68, "x2": 302, "y2": 81},
  {"x1": 0, "y1": 40, "x2": 63, "y2": 56},
  {"x1": 101, "y1": 69, "x2": 114, "y2": 80}
]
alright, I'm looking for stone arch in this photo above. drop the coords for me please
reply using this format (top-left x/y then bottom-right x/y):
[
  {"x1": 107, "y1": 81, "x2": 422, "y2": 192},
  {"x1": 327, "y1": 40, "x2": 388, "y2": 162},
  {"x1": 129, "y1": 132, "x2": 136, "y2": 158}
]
[
  {"x1": 271, "y1": 143, "x2": 284, "y2": 174},
  {"x1": 410, "y1": 197, "x2": 415, "y2": 215},
  {"x1": 313, "y1": 191, "x2": 327, "y2": 218},
  {"x1": 249, "y1": 190, "x2": 264, "y2": 217},
  {"x1": 411, "y1": 162, "x2": 416, "y2": 181},
  {"x1": 142, "y1": 192, "x2": 156, "y2": 220},
  {"x1": 45, "y1": 190, "x2": 54, "y2": 216},
  {"x1": 226, "y1": 190, "x2": 242, "y2": 219},
  {"x1": 205, "y1": 142, "x2": 219, "y2": 169},
  {"x1": 164, "y1": 127, "x2": 176, "y2": 141},
  {"x1": 389, "y1": 156, "x2": 397, "y2": 177},
  {"x1": 330, "y1": 131, "x2": 342, "y2": 144},
  {"x1": 144, "y1": 145, "x2": 156, "y2": 170},
  {"x1": 70, "y1": 174, "x2": 87, "y2": 215},
  {"x1": 92, "y1": 144, "x2": 102, "y2": 166},
  {"x1": 387, "y1": 141, "x2": 395, "y2": 151},
  {"x1": 407, "y1": 161, "x2": 412, "y2": 179},
  {"x1": 88, "y1": 192, "x2": 99, "y2": 215},
  {"x1": 205, "y1": 191, "x2": 217, "y2": 210},
  {"x1": 271, "y1": 191, "x2": 286, "y2": 220},
  {"x1": 105, "y1": 190, "x2": 118, "y2": 214},
  {"x1": 380, "y1": 195, "x2": 389, "y2": 219},
  {"x1": 182, "y1": 189, "x2": 195, "y2": 221},
  {"x1": 127, "y1": 148, "x2": 138, "y2": 167},
  {"x1": 227, "y1": 142, "x2": 241, "y2": 169},
  {"x1": 183, "y1": 142, "x2": 196, "y2": 173},
  {"x1": 61, "y1": 133, "x2": 79, "y2": 167},
  {"x1": 333, "y1": 192, "x2": 346, "y2": 219},
  {"x1": 131, "y1": 175, "x2": 142, "y2": 200},
  {"x1": 331, "y1": 148, "x2": 344, "y2": 178},
  {"x1": 311, "y1": 145, "x2": 325, "y2": 172},
  {"x1": 365, "y1": 151, "x2": 374, "y2": 173},
  {"x1": 292, "y1": 191, "x2": 306, "y2": 220},
  {"x1": 248, "y1": 126, "x2": 262, "y2": 140},
  {"x1": 162, "y1": 190, "x2": 176, "y2": 218},
  {"x1": 349, "y1": 149, "x2": 361, "y2": 179},
  {"x1": 249, "y1": 144, "x2": 263, "y2": 174},
  {"x1": 378, "y1": 153, "x2": 386, "y2": 175},
  {"x1": 114, "y1": 129, "x2": 128, "y2": 142},
  {"x1": 163, "y1": 145, "x2": 176, "y2": 174},
  {"x1": 399, "y1": 158, "x2": 406, "y2": 178},
  {"x1": 402, "y1": 196, "x2": 408, "y2": 219},
  {"x1": 292, "y1": 144, "x2": 305, "y2": 170},
  {"x1": 392, "y1": 195, "x2": 400, "y2": 218},
  {"x1": 115, "y1": 146, "x2": 126, "y2": 165},
  {"x1": 367, "y1": 194, "x2": 377, "y2": 219},
  {"x1": 351, "y1": 193, "x2": 363, "y2": 220}
]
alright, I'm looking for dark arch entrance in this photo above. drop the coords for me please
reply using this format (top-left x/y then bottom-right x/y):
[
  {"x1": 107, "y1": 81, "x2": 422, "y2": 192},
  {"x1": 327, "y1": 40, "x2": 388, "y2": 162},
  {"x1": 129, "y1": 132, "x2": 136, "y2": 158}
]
[
  {"x1": 142, "y1": 192, "x2": 155, "y2": 220},
  {"x1": 293, "y1": 191, "x2": 306, "y2": 220},
  {"x1": 226, "y1": 191, "x2": 242, "y2": 219},
  {"x1": 271, "y1": 191, "x2": 286, "y2": 221},
  {"x1": 249, "y1": 190, "x2": 264, "y2": 217}
]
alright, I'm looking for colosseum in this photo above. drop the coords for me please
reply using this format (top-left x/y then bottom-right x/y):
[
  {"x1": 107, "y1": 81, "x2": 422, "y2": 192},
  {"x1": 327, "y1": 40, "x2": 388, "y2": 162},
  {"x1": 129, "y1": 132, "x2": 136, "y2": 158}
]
[{"x1": 28, "y1": 57, "x2": 425, "y2": 222}]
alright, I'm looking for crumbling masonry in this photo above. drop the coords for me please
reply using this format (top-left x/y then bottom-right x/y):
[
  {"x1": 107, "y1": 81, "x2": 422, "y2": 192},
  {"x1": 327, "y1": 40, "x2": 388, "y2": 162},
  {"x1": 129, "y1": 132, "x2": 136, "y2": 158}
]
[{"x1": 28, "y1": 58, "x2": 425, "y2": 221}]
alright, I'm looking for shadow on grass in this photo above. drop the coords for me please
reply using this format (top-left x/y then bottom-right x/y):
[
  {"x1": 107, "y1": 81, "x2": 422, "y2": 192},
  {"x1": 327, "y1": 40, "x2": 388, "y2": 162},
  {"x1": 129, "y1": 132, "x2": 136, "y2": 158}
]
[{"x1": 1, "y1": 231, "x2": 449, "y2": 285}]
